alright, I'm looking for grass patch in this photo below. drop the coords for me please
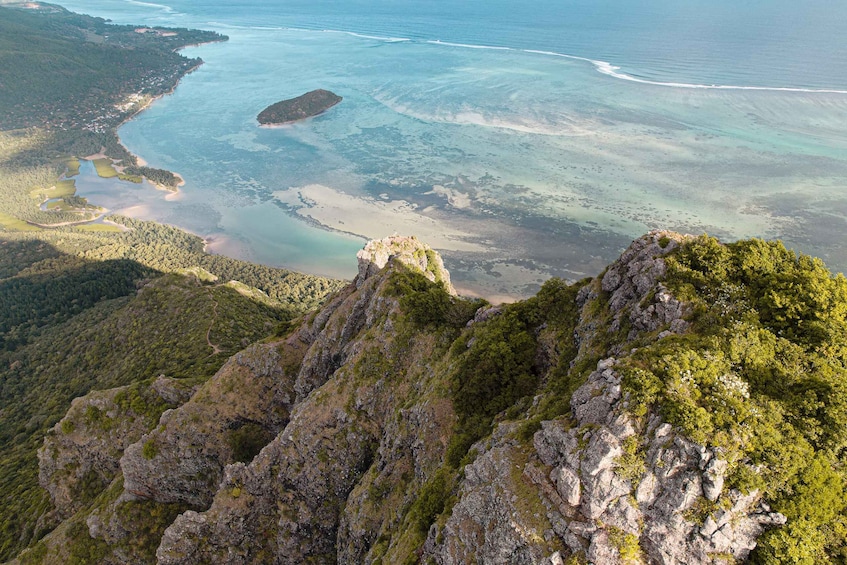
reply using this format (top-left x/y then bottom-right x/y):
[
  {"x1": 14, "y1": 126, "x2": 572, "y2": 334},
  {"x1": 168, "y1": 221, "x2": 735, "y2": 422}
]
[
  {"x1": 0, "y1": 211, "x2": 39, "y2": 231},
  {"x1": 46, "y1": 200, "x2": 74, "y2": 212},
  {"x1": 117, "y1": 173, "x2": 143, "y2": 183},
  {"x1": 92, "y1": 158, "x2": 118, "y2": 178},
  {"x1": 32, "y1": 179, "x2": 76, "y2": 200},
  {"x1": 64, "y1": 158, "x2": 81, "y2": 177}
]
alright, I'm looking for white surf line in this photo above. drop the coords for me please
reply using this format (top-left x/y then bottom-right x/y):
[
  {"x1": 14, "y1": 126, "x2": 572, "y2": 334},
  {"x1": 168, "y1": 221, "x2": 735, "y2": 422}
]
[
  {"x1": 193, "y1": 23, "x2": 847, "y2": 95},
  {"x1": 125, "y1": 0, "x2": 176, "y2": 13},
  {"x1": 341, "y1": 31, "x2": 411, "y2": 42},
  {"x1": 426, "y1": 40, "x2": 512, "y2": 50},
  {"x1": 523, "y1": 49, "x2": 847, "y2": 94}
]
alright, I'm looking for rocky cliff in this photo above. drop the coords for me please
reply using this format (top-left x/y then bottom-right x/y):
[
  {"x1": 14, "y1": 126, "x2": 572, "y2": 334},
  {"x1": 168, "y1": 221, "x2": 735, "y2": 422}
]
[{"x1": 20, "y1": 233, "x2": 847, "y2": 564}]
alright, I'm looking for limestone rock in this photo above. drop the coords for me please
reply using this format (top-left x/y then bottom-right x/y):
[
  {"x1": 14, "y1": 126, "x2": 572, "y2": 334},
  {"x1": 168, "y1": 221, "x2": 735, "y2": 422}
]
[
  {"x1": 596, "y1": 230, "x2": 691, "y2": 347},
  {"x1": 531, "y1": 359, "x2": 782, "y2": 564},
  {"x1": 702, "y1": 457, "x2": 728, "y2": 502},
  {"x1": 356, "y1": 235, "x2": 455, "y2": 294},
  {"x1": 554, "y1": 466, "x2": 581, "y2": 507},
  {"x1": 422, "y1": 425, "x2": 557, "y2": 565}
]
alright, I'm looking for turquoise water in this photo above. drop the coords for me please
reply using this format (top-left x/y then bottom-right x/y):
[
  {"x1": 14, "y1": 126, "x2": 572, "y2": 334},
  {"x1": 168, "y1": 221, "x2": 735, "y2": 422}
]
[{"x1": 63, "y1": 0, "x2": 847, "y2": 297}]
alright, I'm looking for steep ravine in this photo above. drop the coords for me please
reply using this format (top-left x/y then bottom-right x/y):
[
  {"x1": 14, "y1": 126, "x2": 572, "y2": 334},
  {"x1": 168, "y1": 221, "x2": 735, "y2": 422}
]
[{"x1": 19, "y1": 233, "x2": 847, "y2": 564}]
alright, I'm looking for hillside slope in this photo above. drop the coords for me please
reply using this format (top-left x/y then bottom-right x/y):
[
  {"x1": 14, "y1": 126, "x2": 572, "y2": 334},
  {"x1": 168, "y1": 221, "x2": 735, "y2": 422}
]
[
  {"x1": 17, "y1": 233, "x2": 847, "y2": 564},
  {"x1": 0, "y1": 243, "x2": 299, "y2": 560}
]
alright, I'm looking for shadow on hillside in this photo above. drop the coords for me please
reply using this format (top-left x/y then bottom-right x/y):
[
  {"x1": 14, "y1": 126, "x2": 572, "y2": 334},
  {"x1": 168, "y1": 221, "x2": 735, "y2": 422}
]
[{"x1": 0, "y1": 237, "x2": 159, "y2": 351}]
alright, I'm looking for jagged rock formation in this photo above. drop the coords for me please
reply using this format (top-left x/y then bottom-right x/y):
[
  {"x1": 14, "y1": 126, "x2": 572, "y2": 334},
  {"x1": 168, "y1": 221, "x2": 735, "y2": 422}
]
[
  {"x1": 529, "y1": 362, "x2": 784, "y2": 565},
  {"x1": 37, "y1": 377, "x2": 196, "y2": 520},
  {"x1": 356, "y1": 234, "x2": 455, "y2": 294},
  {"x1": 120, "y1": 341, "x2": 302, "y2": 508},
  {"x1": 156, "y1": 236, "x2": 455, "y2": 564},
  {"x1": 27, "y1": 231, "x2": 827, "y2": 565},
  {"x1": 420, "y1": 231, "x2": 784, "y2": 565}
]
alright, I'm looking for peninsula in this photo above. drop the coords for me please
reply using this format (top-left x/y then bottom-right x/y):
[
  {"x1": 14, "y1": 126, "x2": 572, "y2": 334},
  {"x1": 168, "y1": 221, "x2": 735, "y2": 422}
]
[{"x1": 257, "y1": 89, "x2": 342, "y2": 125}]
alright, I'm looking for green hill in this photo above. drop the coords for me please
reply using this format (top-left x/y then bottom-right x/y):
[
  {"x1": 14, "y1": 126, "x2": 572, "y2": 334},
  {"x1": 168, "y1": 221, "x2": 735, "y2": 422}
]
[
  {"x1": 15, "y1": 233, "x2": 847, "y2": 565},
  {"x1": 0, "y1": 5, "x2": 345, "y2": 559}
]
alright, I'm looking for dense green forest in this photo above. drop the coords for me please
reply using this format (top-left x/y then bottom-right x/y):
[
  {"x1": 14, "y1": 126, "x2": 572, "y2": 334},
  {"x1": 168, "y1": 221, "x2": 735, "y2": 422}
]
[
  {"x1": 0, "y1": 4, "x2": 224, "y2": 132},
  {"x1": 0, "y1": 4, "x2": 345, "y2": 559},
  {"x1": 257, "y1": 89, "x2": 343, "y2": 125},
  {"x1": 0, "y1": 245, "x2": 295, "y2": 558},
  {"x1": 121, "y1": 165, "x2": 180, "y2": 190}
]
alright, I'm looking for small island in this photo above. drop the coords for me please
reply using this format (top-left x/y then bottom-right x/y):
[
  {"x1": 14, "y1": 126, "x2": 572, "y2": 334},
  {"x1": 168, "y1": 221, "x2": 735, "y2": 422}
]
[{"x1": 257, "y1": 89, "x2": 342, "y2": 125}]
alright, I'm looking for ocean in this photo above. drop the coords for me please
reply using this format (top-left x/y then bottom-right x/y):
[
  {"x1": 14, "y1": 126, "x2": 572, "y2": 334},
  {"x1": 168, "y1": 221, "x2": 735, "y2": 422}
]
[{"x1": 61, "y1": 0, "x2": 847, "y2": 298}]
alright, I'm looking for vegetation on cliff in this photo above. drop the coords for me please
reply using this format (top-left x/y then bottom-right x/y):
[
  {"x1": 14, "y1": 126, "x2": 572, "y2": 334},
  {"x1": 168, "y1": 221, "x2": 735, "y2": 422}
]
[
  {"x1": 0, "y1": 5, "x2": 343, "y2": 560},
  {"x1": 619, "y1": 236, "x2": 847, "y2": 563},
  {"x1": 18, "y1": 234, "x2": 844, "y2": 564},
  {"x1": 257, "y1": 89, "x2": 343, "y2": 125}
]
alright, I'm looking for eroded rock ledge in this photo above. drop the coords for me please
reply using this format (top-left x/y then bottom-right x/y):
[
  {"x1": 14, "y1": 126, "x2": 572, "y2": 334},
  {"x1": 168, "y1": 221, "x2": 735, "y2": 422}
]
[{"x1": 29, "y1": 232, "x2": 802, "y2": 565}]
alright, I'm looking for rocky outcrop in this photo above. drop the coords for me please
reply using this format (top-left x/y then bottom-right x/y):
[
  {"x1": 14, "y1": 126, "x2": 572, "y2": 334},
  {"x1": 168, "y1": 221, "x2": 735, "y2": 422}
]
[
  {"x1": 37, "y1": 376, "x2": 194, "y2": 519},
  {"x1": 27, "y1": 233, "x2": 796, "y2": 565},
  {"x1": 356, "y1": 234, "x2": 455, "y2": 294},
  {"x1": 156, "y1": 245, "x2": 456, "y2": 564},
  {"x1": 422, "y1": 423, "x2": 563, "y2": 565},
  {"x1": 421, "y1": 357, "x2": 784, "y2": 565},
  {"x1": 529, "y1": 361, "x2": 784, "y2": 565},
  {"x1": 599, "y1": 230, "x2": 690, "y2": 337},
  {"x1": 120, "y1": 340, "x2": 304, "y2": 508}
]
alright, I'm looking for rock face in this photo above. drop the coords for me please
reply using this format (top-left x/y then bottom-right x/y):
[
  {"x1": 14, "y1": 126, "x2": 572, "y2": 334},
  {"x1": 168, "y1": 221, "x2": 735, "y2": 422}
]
[
  {"x1": 527, "y1": 362, "x2": 783, "y2": 565},
  {"x1": 257, "y1": 89, "x2": 342, "y2": 125},
  {"x1": 27, "y1": 232, "x2": 791, "y2": 564},
  {"x1": 120, "y1": 340, "x2": 304, "y2": 508},
  {"x1": 356, "y1": 234, "x2": 455, "y2": 294},
  {"x1": 37, "y1": 377, "x2": 194, "y2": 519},
  {"x1": 156, "y1": 239, "x2": 455, "y2": 564}
]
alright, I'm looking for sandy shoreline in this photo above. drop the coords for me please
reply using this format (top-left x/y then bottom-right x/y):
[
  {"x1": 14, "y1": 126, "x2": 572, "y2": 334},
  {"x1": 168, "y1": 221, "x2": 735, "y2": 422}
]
[
  {"x1": 257, "y1": 123, "x2": 295, "y2": 129},
  {"x1": 100, "y1": 217, "x2": 130, "y2": 232},
  {"x1": 81, "y1": 150, "x2": 108, "y2": 161},
  {"x1": 101, "y1": 55, "x2": 214, "y2": 186}
]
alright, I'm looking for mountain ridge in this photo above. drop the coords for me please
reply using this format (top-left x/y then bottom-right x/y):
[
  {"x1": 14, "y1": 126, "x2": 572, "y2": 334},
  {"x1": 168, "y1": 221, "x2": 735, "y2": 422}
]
[{"x1": 19, "y1": 232, "x2": 847, "y2": 564}]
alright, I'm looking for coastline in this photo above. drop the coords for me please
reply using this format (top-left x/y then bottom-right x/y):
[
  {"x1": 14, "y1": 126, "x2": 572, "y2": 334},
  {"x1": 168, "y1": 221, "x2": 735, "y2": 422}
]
[
  {"x1": 114, "y1": 59, "x2": 207, "y2": 168},
  {"x1": 92, "y1": 53, "x2": 217, "y2": 194},
  {"x1": 42, "y1": 36, "x2": 227, "y2": 230}
]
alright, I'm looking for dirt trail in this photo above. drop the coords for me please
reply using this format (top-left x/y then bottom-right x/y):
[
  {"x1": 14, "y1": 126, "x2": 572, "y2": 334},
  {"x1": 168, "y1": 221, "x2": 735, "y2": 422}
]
[{"x1": 205, "y1": 289, "x2": 223, "y2": 355}]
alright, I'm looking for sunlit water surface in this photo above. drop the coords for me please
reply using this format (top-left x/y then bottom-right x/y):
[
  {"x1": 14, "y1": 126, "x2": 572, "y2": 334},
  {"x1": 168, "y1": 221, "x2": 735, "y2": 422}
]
[{"x1": 61, "y1": 0, "x2": 847, "y2": 298}]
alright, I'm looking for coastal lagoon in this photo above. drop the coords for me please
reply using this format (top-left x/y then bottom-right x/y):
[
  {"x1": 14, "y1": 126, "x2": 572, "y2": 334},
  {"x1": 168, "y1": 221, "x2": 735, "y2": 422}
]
[{"x1": 63, "y1": 0, "x2": 847, "y2": 298}]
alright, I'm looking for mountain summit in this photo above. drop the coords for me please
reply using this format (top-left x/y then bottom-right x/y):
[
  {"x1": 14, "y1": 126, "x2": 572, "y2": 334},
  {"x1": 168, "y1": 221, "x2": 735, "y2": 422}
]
[{"x1": 24, "y1": 232, "x2": 847, "y2": 564}]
